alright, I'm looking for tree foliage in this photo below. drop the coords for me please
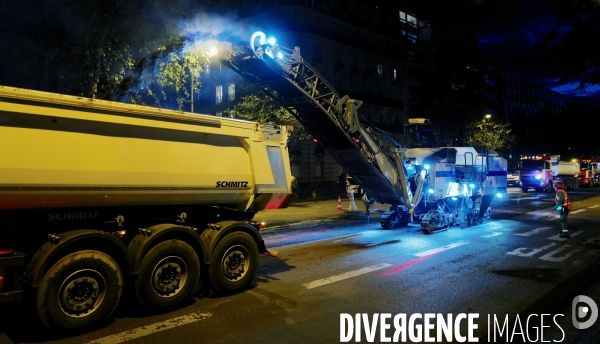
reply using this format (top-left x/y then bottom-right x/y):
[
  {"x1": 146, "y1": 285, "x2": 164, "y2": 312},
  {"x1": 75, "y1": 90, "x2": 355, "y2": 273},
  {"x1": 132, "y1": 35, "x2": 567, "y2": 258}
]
[
  {"x1": 118, "y1": 40, "x2": 209, "y2": 110},
  {"x1": 223, "y1": 94, "x2": 310, "y2": 143},
  {"x1": 464, "y1": 119, "x2": 516, "y2": 153},
  {"x1": 541, "y1": 0, "x2": 600, "y2": 93}
]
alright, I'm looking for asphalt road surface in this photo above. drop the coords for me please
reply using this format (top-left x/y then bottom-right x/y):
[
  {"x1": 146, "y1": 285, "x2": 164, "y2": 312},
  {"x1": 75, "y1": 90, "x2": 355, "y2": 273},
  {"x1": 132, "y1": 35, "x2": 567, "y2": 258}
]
[{"x1": 1, "y1": 187, "x2": 599, "y2": 344}]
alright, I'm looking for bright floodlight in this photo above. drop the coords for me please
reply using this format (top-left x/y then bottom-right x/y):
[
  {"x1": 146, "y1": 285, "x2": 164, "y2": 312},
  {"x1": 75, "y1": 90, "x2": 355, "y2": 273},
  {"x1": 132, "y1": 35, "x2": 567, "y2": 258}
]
[
  {"x1": 277, "y1": 52, "x2": 284, "y2": 59},
  {"x1": 267, "y1": 37, "x2": 276, "y2": 45},
  {"x1": 208, "y1": 47, "x2": 218, "y2": 56}
]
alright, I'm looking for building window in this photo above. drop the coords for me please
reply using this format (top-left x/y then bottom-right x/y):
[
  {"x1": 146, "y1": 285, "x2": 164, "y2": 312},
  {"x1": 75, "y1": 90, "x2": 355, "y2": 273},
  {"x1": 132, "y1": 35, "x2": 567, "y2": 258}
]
[
  {"x1": 216, "y1": 85, "x2": 222, "y2": 104},
  {"x1": 377, "y1": 64, "x2": 383, "y2": 78},
  {"x1": 228, "y1": 83, "x2": 235, "y2": 101},
  {"x1": 401, "y1": 30, "x2": 418, "y2": 44},
  {"x1": 399, "y1": 10, "x2": 418, "y2": 27},
  {"x1": 393, "y1": 68, "x2": 397, "y2": 82},
  {"x1": 216, "y1": 111, "x2": 222, "y2": 117}
]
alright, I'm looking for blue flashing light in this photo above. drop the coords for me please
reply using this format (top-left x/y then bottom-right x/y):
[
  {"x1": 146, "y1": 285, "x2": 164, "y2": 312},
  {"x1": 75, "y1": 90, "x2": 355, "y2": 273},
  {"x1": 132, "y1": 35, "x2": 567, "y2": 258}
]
[
  {"x1": 451, "y1": 197, "x2": 457, "y2": 201},
  {"x1": 496, "y1": 192, "x2": 503, "y2": 198},
  {"x1": 267, "y1": 37, "x2": 276, "y2": 45},
  {"x1": 424, "y1": 164, "x2": 430, "y2": 170},
  {"x1": 427, "y1": 188, "x2": 434, "y2": 194},
  {"x1": 535, "y1": 174, "x2": 542, "y2": 180},
  {"x1": 277, "y1": 52, "x2": 283, "y2": 59},
  {"x1": 469, "y1": 183, "x2": 475, "y2": 188}
]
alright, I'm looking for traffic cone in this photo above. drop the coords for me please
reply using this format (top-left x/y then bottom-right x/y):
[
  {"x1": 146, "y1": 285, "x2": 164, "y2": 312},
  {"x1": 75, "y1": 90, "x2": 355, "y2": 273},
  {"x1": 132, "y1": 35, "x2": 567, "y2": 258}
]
[{"x1": 337, "y1": 196, "x2": 343, "y2": 211}]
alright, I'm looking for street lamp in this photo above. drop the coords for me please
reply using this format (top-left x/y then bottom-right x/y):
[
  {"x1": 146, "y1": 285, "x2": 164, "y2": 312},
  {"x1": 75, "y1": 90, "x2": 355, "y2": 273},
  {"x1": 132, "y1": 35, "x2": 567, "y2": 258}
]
[{"x1": 482, "y1": 114, "x2": 492, "y2": 151}]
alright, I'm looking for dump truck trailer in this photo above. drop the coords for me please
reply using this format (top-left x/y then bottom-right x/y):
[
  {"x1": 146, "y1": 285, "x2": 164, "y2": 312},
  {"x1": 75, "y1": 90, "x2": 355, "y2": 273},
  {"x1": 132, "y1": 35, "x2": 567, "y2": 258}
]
[{"x1": 0, "y1": 85, "x2": 293, "y2": 332}]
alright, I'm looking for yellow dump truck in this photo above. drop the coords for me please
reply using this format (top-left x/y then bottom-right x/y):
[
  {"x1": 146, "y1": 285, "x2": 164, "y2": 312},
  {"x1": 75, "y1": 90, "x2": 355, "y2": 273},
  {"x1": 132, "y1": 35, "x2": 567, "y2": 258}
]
[{"x1": 0, "y1": 85, "x2": 293, "y2": 332}]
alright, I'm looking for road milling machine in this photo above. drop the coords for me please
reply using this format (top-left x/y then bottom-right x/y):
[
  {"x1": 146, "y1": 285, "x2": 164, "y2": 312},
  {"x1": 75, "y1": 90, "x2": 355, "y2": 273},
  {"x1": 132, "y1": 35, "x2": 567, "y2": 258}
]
[{"x1": 224, "y1": 31, "x2": 507, "y2": 234}]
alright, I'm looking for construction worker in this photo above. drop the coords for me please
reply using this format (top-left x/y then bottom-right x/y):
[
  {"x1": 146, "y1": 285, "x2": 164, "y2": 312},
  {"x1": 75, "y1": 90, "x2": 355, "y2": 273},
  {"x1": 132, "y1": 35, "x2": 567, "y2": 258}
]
[{"x1": 554, "y1": 181, "x2": 571, "y2": 238}]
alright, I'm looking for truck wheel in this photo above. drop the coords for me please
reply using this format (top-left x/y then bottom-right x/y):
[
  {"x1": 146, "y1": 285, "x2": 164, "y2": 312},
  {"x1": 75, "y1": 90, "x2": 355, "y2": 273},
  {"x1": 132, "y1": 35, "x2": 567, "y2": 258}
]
[
  {"x1": 135, "y1": 240, "x2": 200, "y2": 312},
  {"x1": 209, "y1": 232, "x2": 258, "y2": 294},
  {"x1": 521, "y1": 188, "x2": 528, "y2": 193},
  {"x1": 36, "y1": 251, "x2": 123, "y2": 333}
]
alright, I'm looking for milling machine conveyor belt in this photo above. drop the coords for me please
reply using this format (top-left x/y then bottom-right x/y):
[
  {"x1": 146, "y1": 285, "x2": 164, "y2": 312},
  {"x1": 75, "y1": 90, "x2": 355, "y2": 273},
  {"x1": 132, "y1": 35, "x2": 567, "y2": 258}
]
[{"x1": 223, "y1": 36, "x2": 407, "y2": 205}]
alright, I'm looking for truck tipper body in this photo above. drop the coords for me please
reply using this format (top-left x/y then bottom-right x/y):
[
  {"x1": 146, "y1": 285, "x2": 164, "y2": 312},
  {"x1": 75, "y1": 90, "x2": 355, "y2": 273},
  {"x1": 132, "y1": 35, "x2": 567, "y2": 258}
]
[{"x1": 0, "y1": 85, "x2": 293, "y2": 332}]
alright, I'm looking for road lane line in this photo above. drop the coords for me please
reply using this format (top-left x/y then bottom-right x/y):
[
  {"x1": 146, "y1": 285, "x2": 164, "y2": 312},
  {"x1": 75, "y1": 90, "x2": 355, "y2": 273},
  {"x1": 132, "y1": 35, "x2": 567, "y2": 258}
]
[
  {"x1": 84, "y1": 311, "x2": 212, "y2": 344},
  {"x1": 481, "y1": 232, "x2": 502, "y2": 238},
  {"x1": 588, "y1": 205, "x2": 600, "y2": 209},
  {"x1": 570, "y1": 209, "x2": 587, "y2": 214},
  {"x1": 413, "y1": 241, "x2": 469, "y2": 257},
  {"x1": 515, "y1": 227, "x2": 551, "y2": 237},
  {"x1": 303, "y1": 263, "x2": 392, "y2": 289}
]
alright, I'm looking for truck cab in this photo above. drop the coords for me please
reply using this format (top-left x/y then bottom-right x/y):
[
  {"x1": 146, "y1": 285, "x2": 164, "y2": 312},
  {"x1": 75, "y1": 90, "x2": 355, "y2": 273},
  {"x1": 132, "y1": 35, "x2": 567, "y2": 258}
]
[
  {"x1": 578, "y1": 160, "x2": 599, "y2": 188},
  {"x1": 518, "y1": 155, "x2": 553, "y2": 192}
]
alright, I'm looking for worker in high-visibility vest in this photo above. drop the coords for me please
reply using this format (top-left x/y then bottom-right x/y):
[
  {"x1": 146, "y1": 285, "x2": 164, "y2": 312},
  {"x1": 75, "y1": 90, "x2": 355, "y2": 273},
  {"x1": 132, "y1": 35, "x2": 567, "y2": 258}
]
[{"x1": 554, "y1": 181, "x2": 571, "y2": 238}]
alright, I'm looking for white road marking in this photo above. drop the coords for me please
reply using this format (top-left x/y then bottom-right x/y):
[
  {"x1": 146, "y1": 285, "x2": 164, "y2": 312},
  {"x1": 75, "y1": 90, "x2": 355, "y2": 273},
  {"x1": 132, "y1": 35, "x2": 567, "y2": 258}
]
[
  {"x1": 303, "y1": 263, "x2": 392, "y2": 289},
  {"x1": 414, "y1": 241, "x2": 470, "y2": 257},
  {"x1": 588, "y1": 205, "x2": 600, "y2": 209},
  {"x1": 506, "y1": 243, "x2": 556, "y2": 257},
  {"x1": 515, "y1": 227, "x2": 551, "y2": 237},
  {"x1": 547, "y1": 231, "x2": 583, "y2": 241},
  {"x1": 481, "y1": 232, "x2": 502, "y2": 238},
  {"x1": 84, "y1": 311, "x2": 212, "y2": 344},
  {"x1": 539, "y1": 245, "x2": 582, "y2": 262},
  {"x1": 267, "y1": 234, "x2": 357, "y2": 250},
  {"x1": 569, "y1": 209, "x2": 587, "y2": 214}
]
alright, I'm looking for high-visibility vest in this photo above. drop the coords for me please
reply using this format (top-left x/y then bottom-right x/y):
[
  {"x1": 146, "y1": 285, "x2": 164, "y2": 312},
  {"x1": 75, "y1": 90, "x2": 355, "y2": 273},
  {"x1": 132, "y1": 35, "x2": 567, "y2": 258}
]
[{"x1": 555, "y1": 189, "x2": 571, "y2": 210}]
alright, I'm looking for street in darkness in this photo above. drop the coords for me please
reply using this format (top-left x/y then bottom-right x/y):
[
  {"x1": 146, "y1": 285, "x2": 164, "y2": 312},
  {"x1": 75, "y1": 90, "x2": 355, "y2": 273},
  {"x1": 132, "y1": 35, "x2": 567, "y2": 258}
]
[{"x1": 1, "y1": 187, "x2": 599, "y2": 344}]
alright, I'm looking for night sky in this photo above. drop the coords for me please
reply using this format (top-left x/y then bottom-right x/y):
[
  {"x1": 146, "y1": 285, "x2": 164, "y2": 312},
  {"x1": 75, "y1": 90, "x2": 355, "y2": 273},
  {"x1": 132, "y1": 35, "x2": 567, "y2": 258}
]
[{"x1": 424, "y1": 0, "x2": 600, "y2": 101}]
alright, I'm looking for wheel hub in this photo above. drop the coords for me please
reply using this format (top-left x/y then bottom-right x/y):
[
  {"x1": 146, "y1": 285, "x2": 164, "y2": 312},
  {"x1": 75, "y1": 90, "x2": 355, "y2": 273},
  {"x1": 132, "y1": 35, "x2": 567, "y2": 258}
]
[
  {"x1": 152, "y1": 256, "x2": 187, "y2": 297},
  {"x1": 59, "y1": 270, "x2": 105, "y2": 317},
  {"x1": 222, "y1": 246, "x2": 249, "y2": 281}
]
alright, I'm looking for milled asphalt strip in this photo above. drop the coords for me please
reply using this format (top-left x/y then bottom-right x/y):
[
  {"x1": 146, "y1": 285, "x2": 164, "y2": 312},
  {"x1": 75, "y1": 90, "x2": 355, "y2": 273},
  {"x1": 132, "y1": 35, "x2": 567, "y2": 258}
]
[
  {"x1": 303, "y1": 242, "x2": 471, "y2": 289},
  {"x1": 84, "y1": 311, "x2": 212, "y2": 344}
]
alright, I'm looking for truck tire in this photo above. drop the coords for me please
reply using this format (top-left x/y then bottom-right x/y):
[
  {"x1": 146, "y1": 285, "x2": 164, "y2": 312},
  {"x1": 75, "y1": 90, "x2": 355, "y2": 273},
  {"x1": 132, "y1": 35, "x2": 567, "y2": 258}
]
[
  {"x1": 36, "y1": 251, "x2": 123, "y2": 333},
  {"x1": 521, "y1": 187, "x2": 528, "y2": 193},
  {"x1": 209, "y1": 232, "x2": 258, "y2": 294},
  {"x1": 135, "y1": 240, "x2": 200, "y2": 312}
]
